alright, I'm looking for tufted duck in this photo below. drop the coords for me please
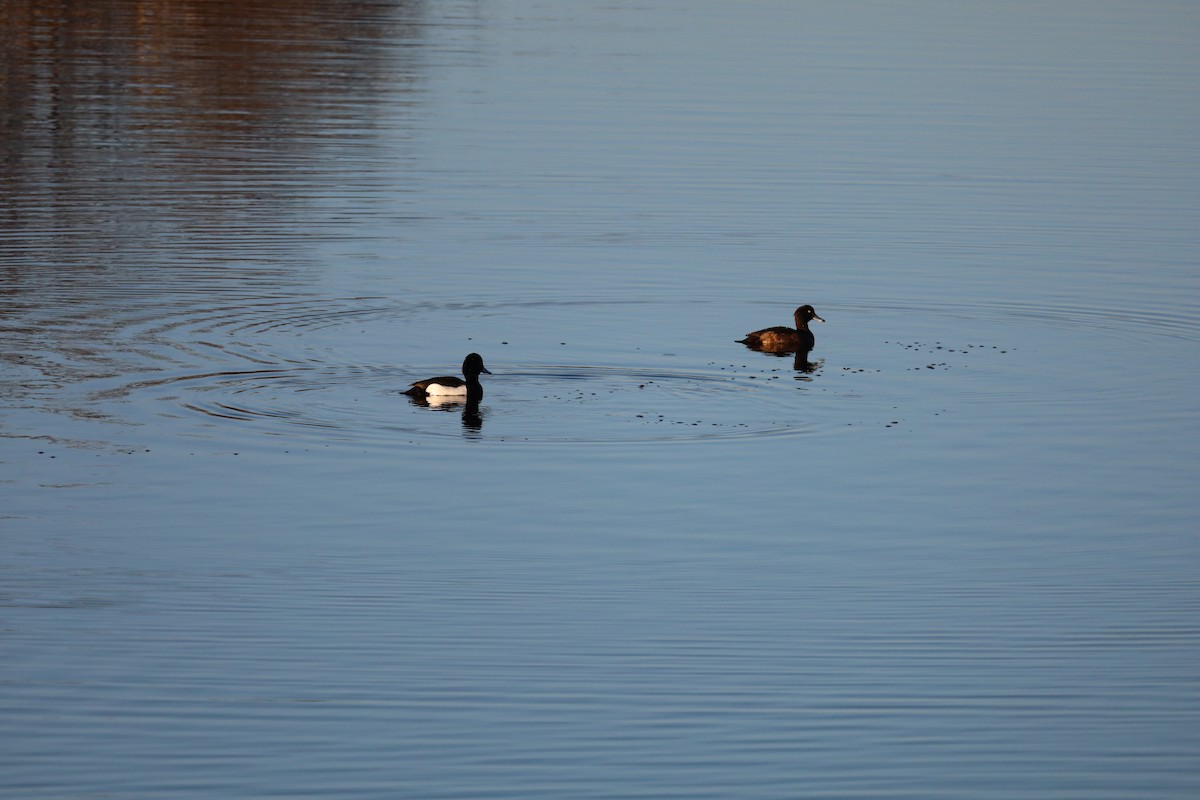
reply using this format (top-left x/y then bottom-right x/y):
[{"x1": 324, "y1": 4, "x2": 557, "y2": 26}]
[
  {"x1": 404, "y1": 353, "x2": 491, "y2": 400},
  {"x1": 737, "y1": 304, "x2": 825, "y2": 351}
]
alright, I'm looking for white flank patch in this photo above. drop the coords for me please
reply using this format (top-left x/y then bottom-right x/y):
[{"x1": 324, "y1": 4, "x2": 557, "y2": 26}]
[{"x1": 424, "y1": 383, "x2": 467, "y2": 397}]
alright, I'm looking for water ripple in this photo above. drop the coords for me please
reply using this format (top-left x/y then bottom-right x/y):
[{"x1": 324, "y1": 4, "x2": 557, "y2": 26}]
[
  {"x1": 112, "y1": 363, "x2": 821, "y2": 445},
  {"x1": 7, "y1": 293, "x2": 1195, "y2": 448}
]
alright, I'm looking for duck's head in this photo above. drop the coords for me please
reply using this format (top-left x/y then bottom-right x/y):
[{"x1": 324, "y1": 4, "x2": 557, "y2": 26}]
[
  {"x1": 462, "y1": 353, "x2": 491, "y2": 378},
  {"x1": 794, "y1": 305, "x2": 825, "y2": 325}
]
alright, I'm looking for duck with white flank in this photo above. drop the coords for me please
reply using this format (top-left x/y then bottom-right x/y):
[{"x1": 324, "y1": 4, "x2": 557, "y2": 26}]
[{"x1": 404, "y1": 353, "x2": 491, "y2": 401}]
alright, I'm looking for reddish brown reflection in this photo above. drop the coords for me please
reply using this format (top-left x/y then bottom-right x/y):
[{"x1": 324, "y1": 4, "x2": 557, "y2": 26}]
[{"x1": 1, "y1": 0, "x2": 426, "y2": 265}]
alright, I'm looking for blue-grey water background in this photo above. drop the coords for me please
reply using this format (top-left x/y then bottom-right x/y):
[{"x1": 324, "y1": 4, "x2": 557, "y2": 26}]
[{"x1": 2, "y1": 1, "x2": 1198, "y2": 797}]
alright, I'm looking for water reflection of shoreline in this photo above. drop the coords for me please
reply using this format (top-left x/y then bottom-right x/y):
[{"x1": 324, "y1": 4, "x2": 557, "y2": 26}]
[
  {"x1": 1, "y1": 0, "x2": 428, "y2": 272},
  {"x1": 0, "y1": 0, "x2": 437, "y2": 427}
]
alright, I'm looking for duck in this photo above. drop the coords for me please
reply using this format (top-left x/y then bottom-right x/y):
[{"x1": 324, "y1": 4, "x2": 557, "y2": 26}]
[
  {"x1": 404, "y1": 353, "x2": 491, "y2": 400},
  {"x1": 737, "y1": 304, "x2": 825, "y2": 351}
]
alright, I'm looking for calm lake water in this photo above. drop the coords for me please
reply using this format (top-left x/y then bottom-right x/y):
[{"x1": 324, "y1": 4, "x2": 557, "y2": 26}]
[{"x1": 2, "y1": 1, "x2": 1198, "y2": 797}]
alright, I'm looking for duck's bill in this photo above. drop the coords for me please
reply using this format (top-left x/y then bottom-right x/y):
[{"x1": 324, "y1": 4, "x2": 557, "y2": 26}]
[{"x1": 813, "y1": 314, "x2": 825, "y2": 323}]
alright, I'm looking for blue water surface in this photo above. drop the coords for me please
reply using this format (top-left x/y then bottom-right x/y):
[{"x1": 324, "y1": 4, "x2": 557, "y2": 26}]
[{"x1": 2, "y1": 1, "x2": 1198, "y2": 798}]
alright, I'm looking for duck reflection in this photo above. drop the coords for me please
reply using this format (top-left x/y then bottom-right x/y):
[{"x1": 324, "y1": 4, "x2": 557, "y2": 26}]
[
  {"x1": 460, "y1": 397, "x2": 484, "y2": 433},
  {"x1": 792, "y1": 349, "x2": 820, "y2": 374},
  {"x1": 405, "y1": 393, "x2": 486, "y2": 435},
  {"x1": 737, "y1": 342, "x2": 821, "y2": 374}
]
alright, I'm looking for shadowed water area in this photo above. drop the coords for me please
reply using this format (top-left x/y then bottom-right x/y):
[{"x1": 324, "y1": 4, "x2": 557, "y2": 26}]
[{"x1": 2, "y1": 1, "x2": 1198, "y2": 798}]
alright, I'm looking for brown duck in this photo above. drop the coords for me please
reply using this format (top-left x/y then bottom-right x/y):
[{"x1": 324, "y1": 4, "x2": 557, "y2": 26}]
[{"x1": 737, "y1": 304, "x2": 825, "y2": 351}]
